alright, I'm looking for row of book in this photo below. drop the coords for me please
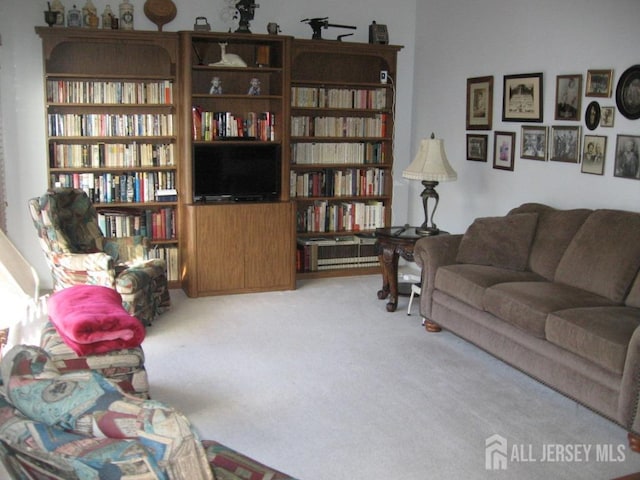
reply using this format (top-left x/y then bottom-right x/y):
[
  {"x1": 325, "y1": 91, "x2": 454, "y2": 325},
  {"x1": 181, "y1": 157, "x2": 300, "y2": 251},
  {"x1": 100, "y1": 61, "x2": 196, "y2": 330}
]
[
  {"x1": 296, "y1": 200, "x2": 386, "y2": 233},
  {"x1": 290, "y1": 168, "x2": 386, "y2": 198},
  {"x1": 291, "y1": 114, "x2": 388, "y2": 138},
  {"x1": 291, "y1": 142, "x2": 386, "y2": 165},
  {"x1": 49, "y1": 142, "x2": 175, "y2": 169},
  {"x1": 46, "y1": 80, "x2": 173, "y2": 105},
  {"x1": 296, "y1": 235, "x2": 379, "y2": 273},
  {"x1": 291, "y1": 87, "x2": 387, "y2": 110},
  {"x1": 148, "y1": 245, "x2": 180, "y2": 282},
  {"x1": 192, "y1": 108, "x2": 276, "y2": 141},
  {"x1": 51, "y1": 171, "x2": 176, "y2": 204},
  {"x1": 47, "y1": 113, "x2": 174, "y2": 137},
  {"x1": 98, "y1": 207, "x2": 176, "y2": 242}
]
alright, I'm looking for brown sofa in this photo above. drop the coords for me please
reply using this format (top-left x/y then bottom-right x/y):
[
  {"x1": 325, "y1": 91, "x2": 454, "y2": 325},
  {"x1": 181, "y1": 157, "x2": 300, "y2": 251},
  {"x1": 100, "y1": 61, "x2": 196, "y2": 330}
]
[{"x1": 413, "y1": 202, "x2": 640, "y2": 449}]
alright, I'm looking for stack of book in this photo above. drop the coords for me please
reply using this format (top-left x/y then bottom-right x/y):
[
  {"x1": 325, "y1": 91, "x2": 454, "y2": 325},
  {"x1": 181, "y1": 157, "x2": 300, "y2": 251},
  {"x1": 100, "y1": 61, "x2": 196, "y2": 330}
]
[{"x1": 296, "y1": 235, "x2": 379, "y2": 273}]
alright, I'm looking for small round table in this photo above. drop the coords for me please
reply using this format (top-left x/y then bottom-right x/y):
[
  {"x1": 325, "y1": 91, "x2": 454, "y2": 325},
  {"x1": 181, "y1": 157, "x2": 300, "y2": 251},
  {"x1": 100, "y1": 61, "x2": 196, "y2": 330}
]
[
  {"x1": 375, "y1": 226, "x2": 448, "y2": 313},
  {"x1": 375, "y1": 226, "x2": 424, "y2": 312}
]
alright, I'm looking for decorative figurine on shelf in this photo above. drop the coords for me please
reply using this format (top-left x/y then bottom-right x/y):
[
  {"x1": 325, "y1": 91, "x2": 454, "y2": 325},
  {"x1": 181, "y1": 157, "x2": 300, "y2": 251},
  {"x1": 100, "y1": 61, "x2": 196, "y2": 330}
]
[
  {"x1": 209, "y1": 77, "x2": 222, "y2": 94},
  {"x1": 50, "y1": 0, "x2": 65, "y2": 26},
  {"x1": 101, "y1": 4, "x2": 113, "y2": 29},
  {"x1": 209, "y1": 43, "x2": 247, "y2": 67},
  {"x1": 67, "y1": 4, "x2": 82, "y2": 27},
  {"x1": 248, "y1": 77, "x2": 261, "y2": 95},
  {"x1": 82, "y1": 0, "x2": 98, "y2": 27},
  {"x1": 234, "y1": 0, "x2": 259, "y2": 33},
  {"x1": 44, "y1": 4, "x2": 58, "y2": 27},
  {"x1": 267, "y1": 22, "x2": 280, "y2": 35},
  {"x1": 119, "y1": 0, "x2": 134, "y2": 30}
]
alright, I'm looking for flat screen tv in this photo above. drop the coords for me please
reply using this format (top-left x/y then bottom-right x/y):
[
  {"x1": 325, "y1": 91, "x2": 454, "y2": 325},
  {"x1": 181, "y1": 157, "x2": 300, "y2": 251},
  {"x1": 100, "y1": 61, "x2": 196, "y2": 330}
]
[{"x1": 193, "y1": 144, "x2": 281, "y2": 203}]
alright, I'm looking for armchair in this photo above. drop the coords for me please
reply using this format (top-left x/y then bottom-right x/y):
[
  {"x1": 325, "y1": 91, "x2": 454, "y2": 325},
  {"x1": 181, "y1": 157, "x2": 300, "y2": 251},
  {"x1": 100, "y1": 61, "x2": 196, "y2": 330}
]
[{"x1": 28, "y1": 188, "x2": 170, "y2": 325}]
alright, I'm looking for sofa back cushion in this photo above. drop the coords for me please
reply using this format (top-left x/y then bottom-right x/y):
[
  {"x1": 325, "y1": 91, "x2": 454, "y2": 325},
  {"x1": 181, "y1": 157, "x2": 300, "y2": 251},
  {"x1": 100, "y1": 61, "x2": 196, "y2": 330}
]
[
  {"x1": 515, "y1": 206, "x2": 592, "y2": 280},
  {"x1": 555, "y1": 209, "x2": 640, "y2": 302},
  {"x1": 455, "y1": 213, "x2": 538, "y2": 271}
]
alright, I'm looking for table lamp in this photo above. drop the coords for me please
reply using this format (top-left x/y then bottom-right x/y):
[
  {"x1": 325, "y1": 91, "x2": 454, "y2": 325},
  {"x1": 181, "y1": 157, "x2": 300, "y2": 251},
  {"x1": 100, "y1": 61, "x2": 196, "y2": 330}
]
[{"x1": 402, "y1": 133, "x2": 457, "y2": 236}]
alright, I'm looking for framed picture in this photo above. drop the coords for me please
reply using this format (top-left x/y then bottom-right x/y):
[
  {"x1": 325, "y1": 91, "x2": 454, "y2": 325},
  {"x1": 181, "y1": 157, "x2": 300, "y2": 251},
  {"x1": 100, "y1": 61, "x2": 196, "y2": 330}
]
[
  {"x1": 466, "y1": 76, "x2": 493, "y2": 130},
  {"x1": 466, "y1": 134, "x2": 488, "y2": 161},
  {"x1": 520, "y1": 126, "x2": 547, "y2": 161},
  {"x1": 551, "y1": 126, "x2": 581, "y2": 163},
  {"x1": 555, "y1": 74, "x2": 582, "y2": 121},
  {"x1": 493, "y1": 131, "x2": 515, "y2": 171},
  {"x1": 616, "y1": 65, "x2": 640, "y2": 120},
  {"x1": 585, "y1": 101, "x2": 601, "y2": 131},
  {"x1": 502, "y1": 73, "x2": 543, "y2": 122},
  {"x1": 614, "y1": 134, "x2": 640, "y2": 179},
  {"x1": 586, "y1": 69, "x2": 613, "y2": 97},
  {"x1": 581, "y1": 135, "x2": 606, "y2": 175},
  {"x1": 600, "y1": 106, "x2": 615, "y2": 127}
]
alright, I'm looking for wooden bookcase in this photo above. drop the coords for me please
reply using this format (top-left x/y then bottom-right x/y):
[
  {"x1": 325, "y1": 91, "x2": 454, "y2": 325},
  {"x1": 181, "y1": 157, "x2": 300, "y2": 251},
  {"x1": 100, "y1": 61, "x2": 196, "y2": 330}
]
[
  {"x1": 177, "y1": 31, "x2": 295, "y2": 297},
  {"x1": 36, "y1": 27, "x2": 181, "y2": 286},
  {"x1": 290, "y1": 39, "x2": 402, "y2": 279}
]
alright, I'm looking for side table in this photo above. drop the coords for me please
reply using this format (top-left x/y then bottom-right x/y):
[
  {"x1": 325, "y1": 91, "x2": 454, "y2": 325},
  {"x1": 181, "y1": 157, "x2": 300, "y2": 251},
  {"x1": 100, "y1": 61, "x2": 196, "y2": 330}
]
[{"x1": 375, "y1": 226, "x2": 447, "y2": 313}]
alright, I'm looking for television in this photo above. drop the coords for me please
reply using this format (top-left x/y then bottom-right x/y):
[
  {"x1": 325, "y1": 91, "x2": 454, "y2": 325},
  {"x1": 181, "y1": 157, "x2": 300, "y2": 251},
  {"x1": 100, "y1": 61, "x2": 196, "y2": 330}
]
[{"x1": 193, "y1": 144, "x2": 281, "y2": 203}]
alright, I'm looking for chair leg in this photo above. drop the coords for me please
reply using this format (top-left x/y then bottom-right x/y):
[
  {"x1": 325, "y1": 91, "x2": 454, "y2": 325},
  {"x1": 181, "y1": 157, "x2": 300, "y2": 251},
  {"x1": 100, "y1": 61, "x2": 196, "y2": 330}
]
[{"x1": 407, "y1": 283, "x2": 421, "y2": 316}]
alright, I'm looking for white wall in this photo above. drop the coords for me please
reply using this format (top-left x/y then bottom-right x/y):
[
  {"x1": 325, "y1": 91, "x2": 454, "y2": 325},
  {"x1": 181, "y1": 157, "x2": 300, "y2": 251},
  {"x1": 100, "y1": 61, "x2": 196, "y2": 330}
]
[
  {"x1": 409, "y1": 0, "x2": 640, "y2": 235},
  {"x1": 0, "y1": 1, "x2": 417, "y2": 286}
]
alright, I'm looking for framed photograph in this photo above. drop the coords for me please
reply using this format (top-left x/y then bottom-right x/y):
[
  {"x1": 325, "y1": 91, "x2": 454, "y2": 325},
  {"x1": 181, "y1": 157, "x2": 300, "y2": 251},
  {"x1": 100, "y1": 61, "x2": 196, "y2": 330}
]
[
  {"x1": 581, "y1": 135, "x2": 606, "y2": 175},
  {"x1": 586, "y1": 69, "x2": 613, "y2": 97},
  {"x1": 551, "y1": 126, "x2": 581, "y2": 163},
  {"x1": 555, "y1": 74, "x2": 582, "y2": 121},
  {"x1": 466, "y1": 76, "x2": 493, "y2": 130},
  {"x1": 466, "y1": 134, "x2": 488, "y2": 162},
  {"x1": 600, "y1": 106, "x2": 615, "y2": 127},
  {"x1": 502, "y1": 73, "x2": 543, "y2": 122},
  {"x1": 493, "y1": 131, "x2": 515, "y2": 171},
  {"x1": 520, "y1": 126, "x2": 548, "y2": 161},
  {"x1": 585, "y1": 101, "x2": 601, "y2": 131},
  {"x1": 616, "y1": 65, "x2": 640, "y2": 120},
  {"x1": 614, "y1": 134, "x2": 640, "y2": 179}
]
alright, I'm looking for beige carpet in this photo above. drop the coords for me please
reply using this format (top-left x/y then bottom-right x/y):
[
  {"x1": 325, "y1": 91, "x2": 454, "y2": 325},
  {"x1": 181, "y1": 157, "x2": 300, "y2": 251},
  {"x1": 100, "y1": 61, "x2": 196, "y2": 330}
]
[{"x1": 140, "y1": 275, "x2": 640, "y2": 480}]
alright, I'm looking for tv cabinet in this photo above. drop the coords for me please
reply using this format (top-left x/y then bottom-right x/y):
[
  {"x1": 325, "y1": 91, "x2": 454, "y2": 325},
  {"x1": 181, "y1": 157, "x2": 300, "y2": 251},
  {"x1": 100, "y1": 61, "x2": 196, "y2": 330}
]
[
  {"x1": 178, "y1": 31, "x2": 295, "y2": 296},
  {"x1": 36, "y1": 27, "x2": 181, "y2": 286},
  {"x1": 182, "y1": 202, "x2": 295, "y2": 297}
]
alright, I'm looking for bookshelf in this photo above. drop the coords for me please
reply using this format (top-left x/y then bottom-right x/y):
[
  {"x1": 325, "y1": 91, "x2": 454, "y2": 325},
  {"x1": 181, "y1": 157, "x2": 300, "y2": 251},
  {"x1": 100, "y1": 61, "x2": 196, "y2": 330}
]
[
  {"x1": 290, "y1": 39, "x2": 402, "y2": 278},
  {"x1": 36, "y1": 28, "x2": 181, "y2": 286},
  {"x1": 178, "y1": 31, "x2": 295, "y2": 297}
]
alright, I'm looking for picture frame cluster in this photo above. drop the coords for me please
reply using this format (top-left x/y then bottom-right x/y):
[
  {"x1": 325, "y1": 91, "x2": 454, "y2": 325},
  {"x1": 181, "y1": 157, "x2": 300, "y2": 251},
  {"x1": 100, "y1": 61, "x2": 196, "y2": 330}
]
[{"x1": 465, "y1": 65, "x2": 640, "y2": 180}]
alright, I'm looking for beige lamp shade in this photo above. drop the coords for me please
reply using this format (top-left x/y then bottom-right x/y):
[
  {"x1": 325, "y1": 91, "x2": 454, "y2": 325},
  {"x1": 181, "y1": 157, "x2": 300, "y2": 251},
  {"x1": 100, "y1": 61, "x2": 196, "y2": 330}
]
[{"x1": 402, "y1": 136, "x2": 457, "y2": 182}]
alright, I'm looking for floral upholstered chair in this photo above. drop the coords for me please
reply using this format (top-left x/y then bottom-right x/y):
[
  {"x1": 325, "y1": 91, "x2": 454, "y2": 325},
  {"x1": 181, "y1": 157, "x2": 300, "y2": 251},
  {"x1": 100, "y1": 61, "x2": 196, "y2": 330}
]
[
  {"x1": 0, "y1": 346, "x2": 300, "y2": 480},
  {"x1": 28, "y1": 188, "x2": 170, "y2": 326}
]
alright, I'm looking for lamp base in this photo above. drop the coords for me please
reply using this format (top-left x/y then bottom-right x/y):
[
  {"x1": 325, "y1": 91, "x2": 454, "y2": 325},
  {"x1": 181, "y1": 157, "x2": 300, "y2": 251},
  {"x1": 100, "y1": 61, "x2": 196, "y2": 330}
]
[{"x1": 416, "y1": 225, "x2": 440, "y2": 236}]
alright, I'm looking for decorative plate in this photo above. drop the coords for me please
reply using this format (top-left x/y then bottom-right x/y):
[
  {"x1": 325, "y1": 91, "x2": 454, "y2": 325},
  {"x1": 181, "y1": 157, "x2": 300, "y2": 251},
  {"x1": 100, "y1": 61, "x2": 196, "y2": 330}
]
[
  {"x1": 616, "y1": 65, "x2": 640, "y2": 120},
  {"x1": 143, "y1": 0, "x2": 177, "y2": 31}
]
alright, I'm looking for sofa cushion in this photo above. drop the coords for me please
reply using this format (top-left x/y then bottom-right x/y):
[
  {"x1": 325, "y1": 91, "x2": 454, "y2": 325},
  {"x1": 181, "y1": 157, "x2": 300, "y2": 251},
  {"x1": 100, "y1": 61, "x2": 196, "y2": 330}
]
[
  {"x1": 435, "y1": 264, "x2": 544, "y2": 310},
  {"x1": 546, "y1": 307, "x2": 640, "y2": 375},
  {"x1": 483, "y1": 281, "x2": 618, "y2": 338},
  {"x1": 455, "y1": 213, "x2": 538, "y2": 271},
  {"x1": 555, "y1": 209, "x2": 640, "y2": 302}
]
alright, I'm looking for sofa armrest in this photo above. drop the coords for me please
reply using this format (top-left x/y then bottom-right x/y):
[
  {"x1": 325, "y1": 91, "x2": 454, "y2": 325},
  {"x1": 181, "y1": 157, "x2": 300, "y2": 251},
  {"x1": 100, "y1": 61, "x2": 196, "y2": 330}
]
[
  {"x1": 619, "y1": 325, "x2": 640, "y2": 433},
  {"x1": 413, "y1": 234, "x2": 463, "y2": 320}
]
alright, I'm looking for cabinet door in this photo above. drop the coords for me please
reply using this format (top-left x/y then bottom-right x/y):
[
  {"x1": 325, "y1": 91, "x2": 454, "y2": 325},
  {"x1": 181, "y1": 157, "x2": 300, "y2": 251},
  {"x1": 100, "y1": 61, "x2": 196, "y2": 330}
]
[
  {"x1": 244, "y1": 203, "x2": 295, "y2": 290},
  {"x1": 195, "y1": 205, "x2": 245, "y2": 292}
]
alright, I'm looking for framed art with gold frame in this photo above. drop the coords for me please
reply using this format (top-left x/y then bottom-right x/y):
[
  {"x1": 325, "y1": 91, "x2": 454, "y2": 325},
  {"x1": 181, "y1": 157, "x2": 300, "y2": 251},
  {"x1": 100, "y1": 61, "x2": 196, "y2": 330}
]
[{"x1": 586, "y1": 69, "x2": 613, "y2": 97}]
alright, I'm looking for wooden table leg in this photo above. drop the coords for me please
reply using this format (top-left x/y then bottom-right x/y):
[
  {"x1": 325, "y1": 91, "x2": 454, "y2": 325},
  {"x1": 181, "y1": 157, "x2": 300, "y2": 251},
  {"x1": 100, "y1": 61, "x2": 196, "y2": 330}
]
[{"x1": 377, "y1": 245, "x2": 400, "y2": 312}]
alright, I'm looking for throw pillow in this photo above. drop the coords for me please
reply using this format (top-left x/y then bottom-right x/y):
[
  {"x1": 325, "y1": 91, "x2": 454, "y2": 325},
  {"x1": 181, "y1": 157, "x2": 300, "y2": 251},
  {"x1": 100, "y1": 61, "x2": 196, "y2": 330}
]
[{"x1": 455, "y1": 212, "x2": 539, "y2": 271}]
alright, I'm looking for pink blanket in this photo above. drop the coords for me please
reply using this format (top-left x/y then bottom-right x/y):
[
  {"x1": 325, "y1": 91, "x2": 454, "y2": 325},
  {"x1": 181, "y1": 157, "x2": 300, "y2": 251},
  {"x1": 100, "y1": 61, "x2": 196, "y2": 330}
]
[{"x1": 47, "y1": 285, "x2": 145, "y2": 356}]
